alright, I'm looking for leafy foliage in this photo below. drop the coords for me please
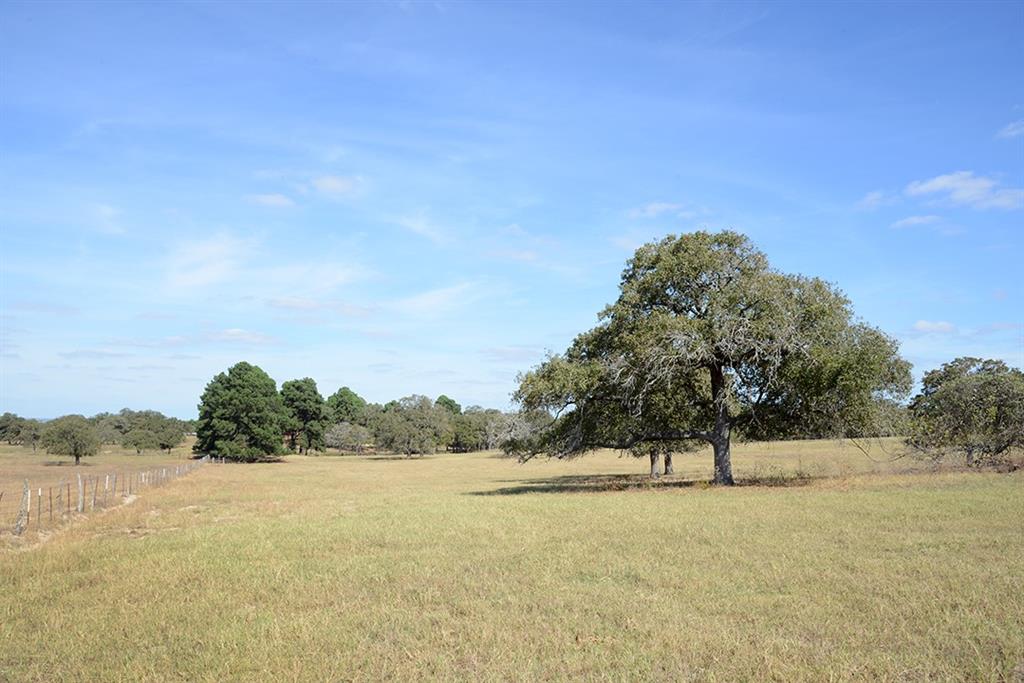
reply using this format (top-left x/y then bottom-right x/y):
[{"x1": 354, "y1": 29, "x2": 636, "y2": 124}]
[
  {"x1": 435, "y1": 394, "x2": 462, "y2": 415},
  {"x1": 325, "y1": 422, "x2": 373, "y2": 453},
  {"x1": 41, "y1": 414, "x2": 100, "y2": 464},
  {"x1": 370, "y1": 395, "x2": 453, "y2": 455},
  {"x1": 326, "y1": 387, "x2": 368, "y2": 425},
  {"x1": 281, "y1": 378, "x2": 328, "y2": 454},
  {"x1": 0, "y1": 412, "x2": 43, "y2": 450},
  {"x1": 908, "y1": 357, "x2": 1024, "y2": 466},
  {"x1": 194, "y1": 362, "x2": 287, "y2": 461},
  {"x1": 114, "y1": 409, "x2": 187, "y2": 454},
  {"x1": 513, "y1": 231, "x2": 911, "y2": 484}
]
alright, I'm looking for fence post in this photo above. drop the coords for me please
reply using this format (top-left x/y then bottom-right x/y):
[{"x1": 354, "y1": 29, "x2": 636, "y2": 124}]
[
  {"x1": 14, "y1": 480, "x2": 29, "y2": 535},
  {"x1": 36, "y1": 488, "x2": 42, "y2": 529},
  {"x1": 77, "y1": 474, "x2": 84, "y2": 513},
  {"x1": 91, "y1": 477, "x2": 97, "y2": 510},
  {"x1": 66, "y1": 482, "x2": 71, "y2": 516},
  {"x1": 49, "y1": 487, "x2": 53, "y2": 522}
]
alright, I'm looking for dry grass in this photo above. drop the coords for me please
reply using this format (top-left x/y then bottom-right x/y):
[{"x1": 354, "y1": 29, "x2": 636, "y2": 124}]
[
  {"x1": 0, "y1": 442, "x2": 196, "y2": 535},
  {"x1": 1, "y1": 440, "x2": 1022, "y2": 681}
]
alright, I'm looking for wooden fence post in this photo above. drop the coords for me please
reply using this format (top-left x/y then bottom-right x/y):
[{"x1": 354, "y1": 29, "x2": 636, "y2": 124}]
[
  {"x1": 36, "y1": 488, "x2": 42, "y2": 529},
  {"x1": 91, "y1": 477, "x2": 97, "y2": 510},
  {"x1": 14, "y1": 480, "x2": 29, "y2": 535},
  {"x1": 77, "y1": 474, "x2": 84, "y2": 513}
]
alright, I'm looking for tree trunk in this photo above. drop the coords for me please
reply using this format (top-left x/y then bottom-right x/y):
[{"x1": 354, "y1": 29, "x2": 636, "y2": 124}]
[
  {"x1": 710, "y1": 364, "x2": 735, "y2": 485},
  {"x1": 649, "y1": 452, "x2": 660, "y2": 479},
  {"x1": 663, "y1": 452, "x2": 674, "y2": 475},
  {"x1": 75, "y1": 453, "x2": 81, "y2": 466},
  {"x1": 712, "y1": 437, "x2": 733, "y2": 486}
]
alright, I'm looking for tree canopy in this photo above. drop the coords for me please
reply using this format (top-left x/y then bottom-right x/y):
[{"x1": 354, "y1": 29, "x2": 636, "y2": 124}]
[
  {"x1": 327, "y1": 386, "x2": 367, "y2": 424},
  {"x1": 511, "y1": 231, "x2": 912, "y2": 484},
  {"x1": 281, "y1": 377, "x2": 328, "y2": 454},
  {"x1": 194, "y1": 362, "x2": 286, "y2": 461},
  {"x1": 435, "y1": 394, "x2": 462, "y2": 415},
  {"x1": 325, "y1": 422, "x2": 372, "y2": 453},
  {"x1": 908, "y1": 357, "x2": 1024, "y2": 466},
  {"x1": 41, "y1": 415, "x2": 100, "y2": 465},
  {"x1": 370, "y1": 395, "x2": 453, "y2": 456},
  {"x1": 115, "y1": 409, "x2": 187, "y2": 454}
]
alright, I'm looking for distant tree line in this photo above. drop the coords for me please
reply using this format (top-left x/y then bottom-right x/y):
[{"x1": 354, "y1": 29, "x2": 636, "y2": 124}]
[
  {"x1": 0, "y1": 409, "x2": 190, "y2": 465},
  {"x1": 192, "y1": 362, "x2": 524, "y2": 461}
]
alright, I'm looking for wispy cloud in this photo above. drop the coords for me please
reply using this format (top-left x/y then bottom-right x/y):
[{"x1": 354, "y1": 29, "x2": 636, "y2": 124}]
[
  {"x1": 312, "y1": 175, "x2": 363, "y2": 197},
  {"x1": 856, "y1": 190, "x2": 896, "y2": 210},
  {"x1": 996, "y1": 119, "x2": 1024, "y2": 139},
  {"x1": 92, "y1": 203, "x2": 126, "y2": 235},
  {"x1": 488, "y1": 248, "x2": 538, "y2": 262},
  {"x1": 163, "y1": 233, "x2": 370, "y2": 314},
  {"x1": 165, "y1": 234, "x2": 253, "y2": 290},
  {"x1": 905, "y1": 171, "x2": 1024, "y2": 210},
  {"x1": 396, "y1": 213, "x2": 447, "y2": 243},
  {"x1": 480, "y1": 345, "x2": 543, "y2": 363},
  {"x1": 912, "y1": 320, "x2": 956, "y2": 334},
  {"x1": 891, "y1": 215, "x2": 942, "y2": 229},
  {"x1": 111, "y1": 329, "x2": 277, "y2": 349},
  {"x1": 627, "y1": 201, "x2": 702, "y2": 219},
  {"x1": 392, "y1": 282, "x2": 478, "y2": 317},
  {"x1": 209, "y1": 328, "x2": 276, "y2": 345},
  {"x1": 10, "y1": 301, "x2": 79, "y2": 315},
  {"x1": 247, "y1": 193, "x2": 294, "y2": 207},
  {"x1": 59, "y1": 349, "x2": 133, "y2": 359},
  {"x1": 267, "y1": 296, "x2": 372, "y2": 316}
]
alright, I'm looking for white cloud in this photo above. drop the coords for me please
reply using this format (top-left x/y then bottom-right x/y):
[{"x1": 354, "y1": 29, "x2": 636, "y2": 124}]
[
  {"x1": 627, "y1": 202, "x2": 700, "y2": 220},
  {"x1": 264, "y1": 263, "x2": 368, "y2": 294},
  {"x1": 905, "y1": 171, "x2": 1024, "y2": 210},
  {"x1": 996, "y1": 119, "x2": 1024, "y2": 139},
  {"x1": 59, "y1": 349, "x2": 132, "y2": 359},
  {"x1": 267, "y1": 296, "x2": 371, "y2": 316},
  {"x1": 489, "y1": 248, "x2": 538, "y2": 262},
  {"x1": 913, "y1": 320, "x2": 956, "y2": 334},
  {"x1": 312, "y1": 175, "x2": 363, "y2": 196},
  {"x1": 165, "y1": 234, "x2": 253, "y2": 290},
  {"x1": 247, "y1": 193, "x2": 294, "y2": 207},
  {"x1": 392, "y1": 282, "x2": 478, "y2": 317},
  {"x1": 92, "y1": 203, "x2": 126, "y2": 235},
  {"x1": 209, "y1": 328, "x2": 276, "y2": 345},
  {"x1": 890, "y1": 215, "x2": 942, "y2": 229},
  {"x1": 396, "y1": 214, "x2": 447, "y2": 243},
  {"x1": 480, "y1": 346, "x2": 543, "y2": 363},
  {"x1": 855, "y1": 190, "x2": 895, "y2": 210}
]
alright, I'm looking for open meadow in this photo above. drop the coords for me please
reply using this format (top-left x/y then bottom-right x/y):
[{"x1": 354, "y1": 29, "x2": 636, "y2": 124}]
[{"x1": 1, "y1": 440, "x2": 1022, "y2": 681}]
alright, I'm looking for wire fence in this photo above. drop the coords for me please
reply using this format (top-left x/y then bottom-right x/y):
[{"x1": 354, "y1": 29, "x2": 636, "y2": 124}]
[{"x1": 0, "y1": 459, "x2": 208, "y2": 538}]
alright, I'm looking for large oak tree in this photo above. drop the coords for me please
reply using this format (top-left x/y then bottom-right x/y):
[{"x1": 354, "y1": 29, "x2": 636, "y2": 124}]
[
  {"x1": 511, "y1": 231, "x2": 911, "y2": 484},
  {"x1": 908, "y1": 357, "x2": 1024, "y2": 466}
]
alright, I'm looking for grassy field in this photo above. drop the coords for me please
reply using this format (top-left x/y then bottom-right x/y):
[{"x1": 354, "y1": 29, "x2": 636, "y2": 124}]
[
  {"x1": 1, "y1": 440, "x2": 1022, "y2": 681},
  {"x1": 0, "y1": 442, "x2": 196, "y2": 533}
]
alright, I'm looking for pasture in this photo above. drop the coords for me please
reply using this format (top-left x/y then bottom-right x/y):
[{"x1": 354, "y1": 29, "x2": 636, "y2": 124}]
[{"x1": 1, "y1": 440, "x2": 1022, "y2": 681}]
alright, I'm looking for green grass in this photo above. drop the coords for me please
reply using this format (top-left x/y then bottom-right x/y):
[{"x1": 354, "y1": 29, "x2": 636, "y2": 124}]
[{"x1": 1, "y1": 441, "x2": 1022, "y2": 681}]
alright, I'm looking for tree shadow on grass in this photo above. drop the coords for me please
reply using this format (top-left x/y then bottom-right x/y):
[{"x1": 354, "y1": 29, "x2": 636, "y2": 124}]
[
  {"x1": 359, "y1": 455, "x2": 436, "y2": 461},
  {"x1": 470, "y1": 474, "x2": 705, "y2": 496},
  {"x1": 470, "y1": 471, "x2": 818, "y2": 496}
]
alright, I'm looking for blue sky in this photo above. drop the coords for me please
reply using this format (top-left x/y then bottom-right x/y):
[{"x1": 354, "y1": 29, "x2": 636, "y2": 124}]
[{"x1": 1, "y1": 1, "x2": 1021, "y2": 419}]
